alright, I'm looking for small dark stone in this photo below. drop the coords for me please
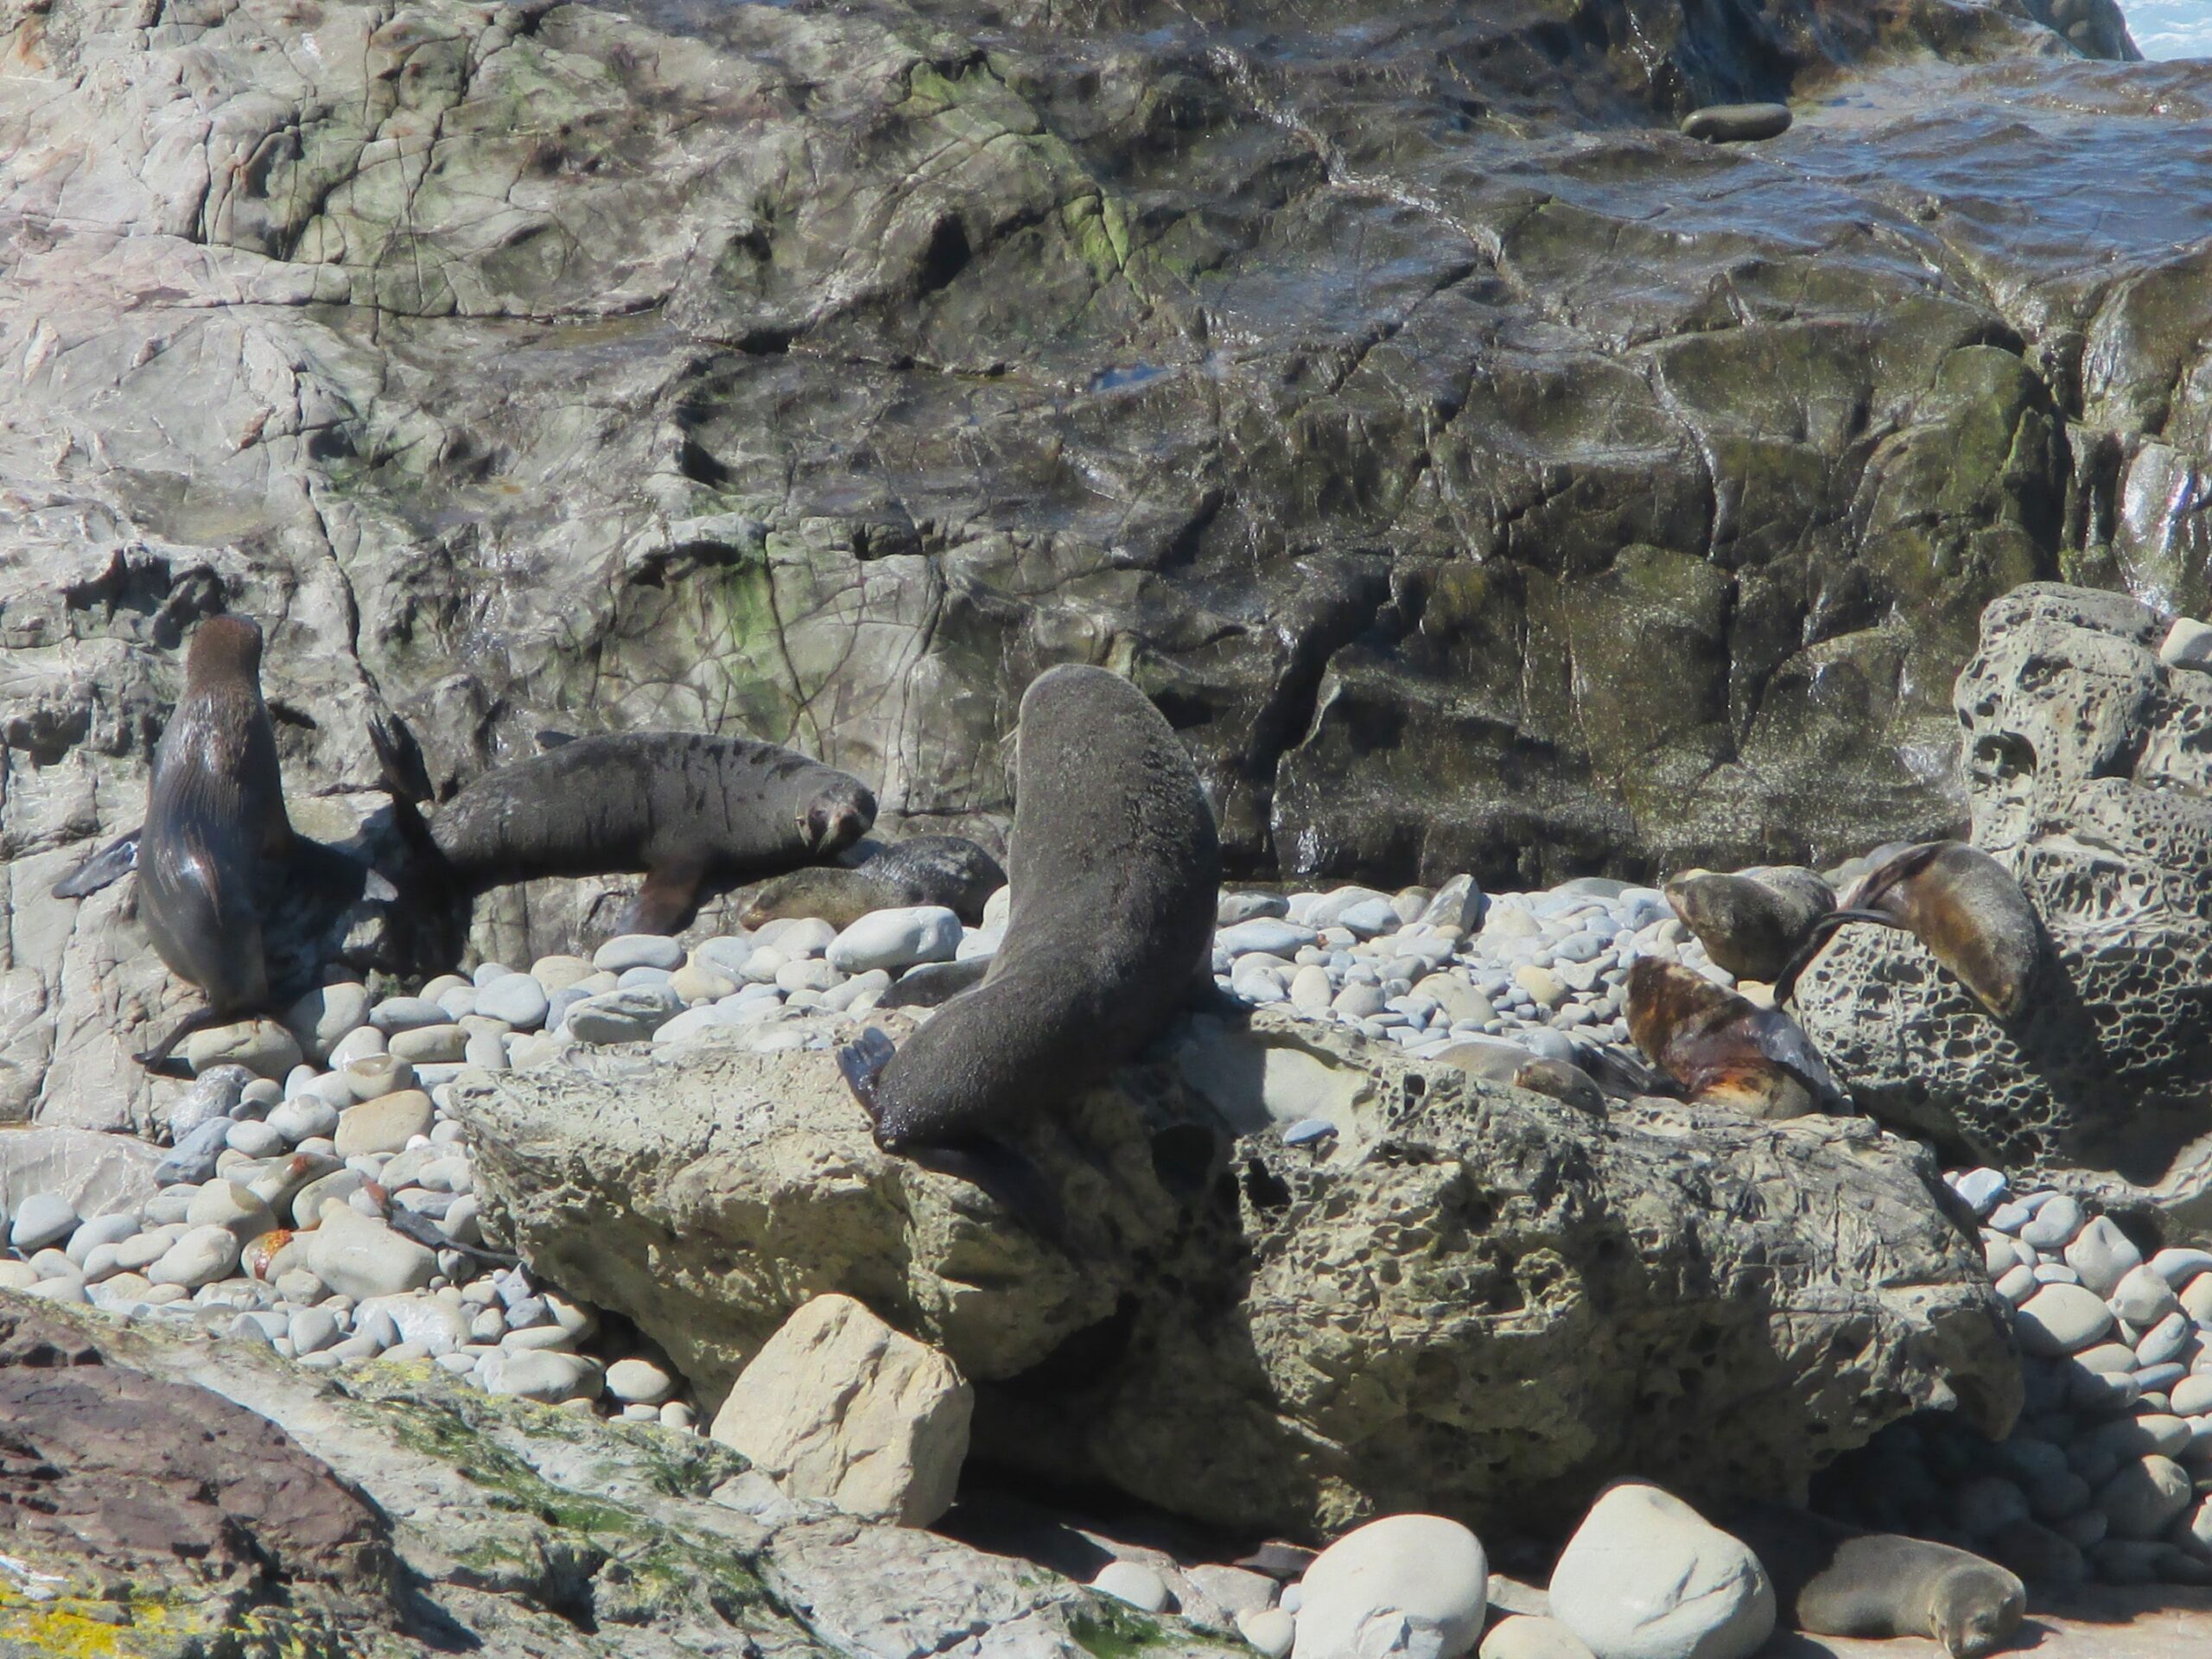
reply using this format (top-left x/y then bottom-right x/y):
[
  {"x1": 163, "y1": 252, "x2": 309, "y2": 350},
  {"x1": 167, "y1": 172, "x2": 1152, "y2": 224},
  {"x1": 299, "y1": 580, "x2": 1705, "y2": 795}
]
[{"x1": 1680, "y1": 102, "x2": 1794, "y2": 142}]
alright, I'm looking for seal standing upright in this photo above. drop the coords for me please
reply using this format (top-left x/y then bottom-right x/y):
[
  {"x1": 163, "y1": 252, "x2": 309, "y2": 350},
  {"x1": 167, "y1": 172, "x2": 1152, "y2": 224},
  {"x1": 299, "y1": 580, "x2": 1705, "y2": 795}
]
[
  {"x1": 1662, "y1": 865, "x2": 1835, "y2": 984},
  {"x1": 380, "y1": 729, "x2": 877, "y2": 935},
  {"x1": 839, "y1": 664, "x2": 1221, "y2": 1235},
  {"x1": 135, "y1": 615, "x2": 293, "y2": 1065}
]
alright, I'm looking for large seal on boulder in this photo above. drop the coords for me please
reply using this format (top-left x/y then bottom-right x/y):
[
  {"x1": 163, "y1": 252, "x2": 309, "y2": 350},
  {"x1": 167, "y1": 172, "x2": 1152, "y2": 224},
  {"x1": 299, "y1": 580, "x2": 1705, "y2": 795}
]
[
  {"x1": 1777, "y1": 841, "x2": 2039, "y2": 1019},
  {"x1": 837, "y1": 664, "x2": 1220, "y2": 1234},
  {"x1": 1663, "y1": 865, "x2": 1834, "y2": 983},
  {"x1": 379, "y1": 729, "x2": 876, "y2": 935},
  {"x1": 1626, "y1": 957, "x2": 1848, "y2": 1119},
  {"x1": 742, "y1": 835, "x2": 1006, "y2": 927},
  {"x1": 1722, "y1": 1502, "x2": 2025, "y2": 1659}
]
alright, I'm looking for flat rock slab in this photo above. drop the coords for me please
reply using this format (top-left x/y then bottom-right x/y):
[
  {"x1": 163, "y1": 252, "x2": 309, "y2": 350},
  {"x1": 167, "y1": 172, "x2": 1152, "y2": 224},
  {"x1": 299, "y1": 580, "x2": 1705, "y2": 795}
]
[{"x1": 1757, "y1": 1586, "x2": 2212, "y2": 1656}]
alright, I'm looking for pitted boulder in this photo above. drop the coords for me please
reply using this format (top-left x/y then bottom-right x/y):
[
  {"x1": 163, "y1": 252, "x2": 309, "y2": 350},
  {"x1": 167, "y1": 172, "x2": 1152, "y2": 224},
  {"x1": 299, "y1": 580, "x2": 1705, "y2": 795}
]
[
  {"x1": 1793, "y1": 584, "x2": 2212, "y2": 1221},
  {"x1": 457, "y1": 1007, "x2": 2018, "y2": 1539}
]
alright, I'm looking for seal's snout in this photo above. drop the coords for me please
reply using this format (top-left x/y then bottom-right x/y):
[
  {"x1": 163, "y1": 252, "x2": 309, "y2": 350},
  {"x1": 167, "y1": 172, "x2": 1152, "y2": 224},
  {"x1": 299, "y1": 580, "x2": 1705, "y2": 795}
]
[{"x1": 807, "y1": 790, "x2": 874, "y2": 855}]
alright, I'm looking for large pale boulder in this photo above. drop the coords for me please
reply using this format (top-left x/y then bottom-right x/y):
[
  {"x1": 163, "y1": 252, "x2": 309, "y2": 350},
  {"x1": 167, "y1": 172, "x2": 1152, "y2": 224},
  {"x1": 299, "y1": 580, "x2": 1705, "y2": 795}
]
[
  {"x1": 710, "y1": 1294, "x2": 973, "y2": 1528},
  {"x1": 1289, "y1": 1513, "x2": 1488, "y2": 1659},
  {"x1": 1794, "y1": 586, "x2": 2212, "y2": 1223},
  {"x1": 1547, "y1": 1482, "x2": 1774, "y2": 1659},
  {"x1": 459, "y1": 1006, "x2": 2018, "y2": 1538}
]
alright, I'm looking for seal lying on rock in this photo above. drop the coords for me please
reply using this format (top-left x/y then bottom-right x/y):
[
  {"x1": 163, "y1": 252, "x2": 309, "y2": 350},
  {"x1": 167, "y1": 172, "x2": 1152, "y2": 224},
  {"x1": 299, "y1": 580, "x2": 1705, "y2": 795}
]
[
  {"x1": 1720, "y1": 1502, "x2": 2025, "y2": 1659},
  {"x1": 375, "y1": 727, "x2": 877, "y2": 935},
  {"x1": 1775, "y1": 841, "x2": 2039, "y2": 1019},
  {"x1": 743, "y1": 835, "x2": 1006, "y2": 927},
  {"x1": 1663, "y1": 865, "x2": 1834, "y2": 983},
  {"x1": 1626, "y1": 957, "x2": 1848, "y2": 1119},
  {"x1": 838, "y1": 664, "x2": 1220, "y2": 1238}
]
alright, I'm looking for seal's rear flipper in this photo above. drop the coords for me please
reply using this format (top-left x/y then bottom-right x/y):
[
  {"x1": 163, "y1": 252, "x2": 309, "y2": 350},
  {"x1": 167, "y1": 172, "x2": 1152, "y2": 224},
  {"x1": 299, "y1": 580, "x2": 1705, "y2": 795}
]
[
  {"x1": 906, "y1": 1135, "x2": 1072, "y2": 1254},
  {"x1": 53, "y1": 830, "x2": 142, "y2": 899},
  {"x1": 134, "y1": 1003, "x2": 232, "y2": 1074},
  {"x1": 838, "y1": 1027, "x2": 899, "y2": 1125},
  {"x1": 620, "y1": 855, "x2": 709, "y2": 936}
]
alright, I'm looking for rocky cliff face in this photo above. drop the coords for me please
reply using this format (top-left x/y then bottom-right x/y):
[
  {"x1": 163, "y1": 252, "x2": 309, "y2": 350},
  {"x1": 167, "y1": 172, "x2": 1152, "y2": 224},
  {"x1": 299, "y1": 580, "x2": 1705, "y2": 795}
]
[{"x1": 4, "y1": 0, "x2": 2207, "y2": 1125}]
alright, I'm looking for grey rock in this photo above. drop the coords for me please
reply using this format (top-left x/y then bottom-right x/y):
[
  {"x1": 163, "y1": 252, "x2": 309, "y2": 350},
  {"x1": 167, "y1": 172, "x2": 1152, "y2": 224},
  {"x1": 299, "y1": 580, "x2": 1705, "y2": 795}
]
[
  {"x1": 456, "y1": 1006, "x2": 2017, "y2": 1538},
  {"x1": 9, "y1": 1190, "x2": 79, "y2": 1252}
]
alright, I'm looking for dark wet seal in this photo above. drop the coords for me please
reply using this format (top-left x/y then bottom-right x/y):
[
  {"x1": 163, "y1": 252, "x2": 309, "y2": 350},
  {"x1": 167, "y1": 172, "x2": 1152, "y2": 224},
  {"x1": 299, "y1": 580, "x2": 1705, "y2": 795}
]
[
  {"x1": 1680, "y1": 102, "x2": 1793, "y2": 143},
  {"x1": 64, "y1": 616, "x2": 294, "y2": 1070},
  {"x1": 1625, "y1": 957, "x2": 1850, "y2": 1120},
  {"x1": 1662, "y1": 864, "x2": 1835, "y2": 985},
  {"x1": 1773, "y1": 840, "x2": 2040, "y2": 1020},
  {"x1": 1719, "y1": 1500, "x2": 2025, "y2": 1659},
  {"x1": 743, "y1": 835, "x2": 1006, "y2": 928},
  {"x1": 837, "y1": 664, "x2": 1221, "y2": 1247},
  {"x1": 373, "y1": 724, "x2": 876, "y2": 936}
]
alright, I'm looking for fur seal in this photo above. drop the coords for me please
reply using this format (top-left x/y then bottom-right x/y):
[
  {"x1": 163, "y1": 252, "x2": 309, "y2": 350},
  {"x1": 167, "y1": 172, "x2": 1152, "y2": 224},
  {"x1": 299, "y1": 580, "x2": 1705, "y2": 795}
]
[
  {"x1": 742, "y1": 835, "x2": 1006, "y2": 927},
  {"x1": 1625, "y1": 957, "x2": 1848, "y2": 1119},
  {"x1": 1663, "y1": 865, "x2": 1834, "y2": 984},
  {"x1": 377, "y1": 728, "x2": 876, "y2": 935},
  {"x1": 126, "y1": 616, "x2": 293, "y2": 1068},
  {"x1": 837, "y1": 664, "x2": 1220, "y2": 1236},
  {"x1": 1775, "y1": 841, "x2": 2039, "y2": 1018},
  {"x1": 1720, "y1": 1501, "x2": 2025, "y2": 1659}
]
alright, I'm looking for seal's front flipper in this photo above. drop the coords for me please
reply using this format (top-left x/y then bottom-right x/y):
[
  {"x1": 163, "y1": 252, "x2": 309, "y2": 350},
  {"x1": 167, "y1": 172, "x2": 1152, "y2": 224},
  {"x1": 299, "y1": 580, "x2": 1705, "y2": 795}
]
[
  {"x1": 838, "y1": 1026, "x2": 898, "y2": 1125},
  {"x1": 620, "y1": 855, "x2": 710, "y2": 935},
  {"x1": 53, "y1": 830, "x2": 142, "y2": 899},
  {"x1": 134, "y1": 1003, "x2": 231, "y2": 1074},
  {"x1": 906, "y1": 1135, "x2": 1071, "y2": 1254},
  {"x1": 1771, "y1": 907, "x2": 1904, "y2": 1006}
]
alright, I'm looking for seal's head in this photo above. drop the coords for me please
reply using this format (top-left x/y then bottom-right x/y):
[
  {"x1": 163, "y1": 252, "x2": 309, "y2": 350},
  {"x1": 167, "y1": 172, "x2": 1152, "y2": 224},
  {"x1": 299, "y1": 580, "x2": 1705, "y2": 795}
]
[
  {"x1": 801, "y1": 779, "x2": 876, "y2": 858},
  {"x1": 185, "y1": 614, "x2": 266, "y2": 691},
  {"x1": 1929, "y1": 1564, "x2": 2024, "y2": 1658}
]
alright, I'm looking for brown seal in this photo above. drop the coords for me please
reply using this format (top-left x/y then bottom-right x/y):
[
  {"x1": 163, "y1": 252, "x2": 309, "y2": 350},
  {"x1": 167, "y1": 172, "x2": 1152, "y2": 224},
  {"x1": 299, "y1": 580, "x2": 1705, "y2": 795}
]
[
  {"x1": 1625, "y1": 957, "x2": 1848, "y2": 1119},
  {"x1": 837, "y1": 664, "x2": 1220, "y2": 1239},
  {"x1": 127, "y1": 616, "x2": 293, "y2": 1068},
  {"x1": 1775, "y1": 841, "x2": 2039, "y2": 1018},
  {"x1": 378, "y1": 728, "x2": 876, "y2": 935},
  {"x1": 742, "y1": 835, "x2": 1006, "y2": 928},
  {"x1": 1720, "y1": 1501, "x2": 2025, "y2": 1659},
  {"x1": 1663, "y1": 865, "x2": 1834, "y2": 984}
]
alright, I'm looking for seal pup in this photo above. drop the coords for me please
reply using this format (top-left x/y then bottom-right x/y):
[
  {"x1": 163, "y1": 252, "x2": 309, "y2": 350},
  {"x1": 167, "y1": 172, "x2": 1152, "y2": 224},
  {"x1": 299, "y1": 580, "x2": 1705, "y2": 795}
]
[
  {"x1": 374, "y1": 727, "x2": 876, "y2": 935},
  {"x1": 1625, "y1": 957, "x2": 1848, "y2": 1119},
  {"x1": 1663, "y1": 865, "x2": 1834, "y2": 984},
  {"x1": 1774, "y1": 841, "x2": 2039, "y2": 1018},
  {"x1": 838, "y1": 664, "x2": 1221, "y2": 1238},
  {"x1": 130, "y1": 615, "x2": 293, "y2": 1069},
  {"x1": 743, "y1": 835, "x2": 1006, "y2": 928},
  {"x1": 1719, "y1": 1501, "x2": 2025, "y2": 1658}
]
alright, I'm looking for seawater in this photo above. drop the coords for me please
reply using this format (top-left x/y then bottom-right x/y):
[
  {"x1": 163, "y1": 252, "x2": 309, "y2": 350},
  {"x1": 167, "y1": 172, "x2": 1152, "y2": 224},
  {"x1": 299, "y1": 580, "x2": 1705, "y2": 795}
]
[{"x1": 2125, "y1": 0, "x2": 2212, "y2": 57}]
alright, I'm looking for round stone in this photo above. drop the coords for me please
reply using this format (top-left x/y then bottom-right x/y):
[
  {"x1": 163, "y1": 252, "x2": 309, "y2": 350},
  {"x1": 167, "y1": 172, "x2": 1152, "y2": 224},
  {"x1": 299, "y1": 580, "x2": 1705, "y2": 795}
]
[
  {"x1": 565, "y1": 987, "x2": 683, "y2": 1044},
  {"x1": 2097, "y1": 1455, "x2": 2194, "y2": 1539},
  {"x1": 184, "y1": 1019, "x2": 303, "y2": 1079},
  {"x1": 2016, "y1": 1284, "x2": 2116, "y2": 1357},
  {"x1": 185, "y1": 1180, "x2": 277, "y2": 1240},
  {"x1": 342, "y1": 1054, "x2": 416, "y2": 1103},
  {"x1": 1548, "y1": 1482, "x2": 1773, "y2": 1659},
  {"x1": 283, "y1": 980, "x2": 372, "y2": 1064},
  {"x1": 671, "y1": 961, "x2": 739, "y2": 1005},
  {"x1": 370, "y1": 997, "x2": 452, "y2": 1033},
  {"x1": 146, "y1": 1224, "x2": 243, "y2": 1289},
  {"x1": 10, "y1": 1192, "x2": 79, "y2": 1252},
  {"x1": 2113, "y1": 1262, "x2": 2183, "y2": 1327},
  {"x1": 1093, "y1": 1561, "x2": 1171, "y2": 1614},
  {"x1": 2021, "y1": 1195, "x2": 2086, "y2": 1251},
  {"x1": 334, "y1": 1090, "x2": 436, "y2": 1160},
  {"x1": 1236, "y1": 1609, "x2": 1298, "y2": 1659},
  {"x1": 66, "y1": 1212, "x2": 142, "y2": 1267},
  {"x1": 606, "y1": 1357, "x2": 677, "y2": 1406},
  {"x1": 301, "y1": 1208, "x2": 437, "y2": 1299},
  {"x1": 825, "y1": 906, "x2": 966, "y2": 974},
  {"x1": 389, "y1": 1024, "x2": 469, "y2": 1065},
  {"x1": 1291, "y1": 1513, "x2": 1488, "y2": 1659},
  {"x1": 486, "y1": 1350, "x2": 604, "y2": 1405},
  {"x1": 594, "y1": 934, "x2": 687, "y2": 973},
  {"x1": 476, "y1": 973, "x2": 551, "y2": 1030},
  {"x1": 225, "y1": 1118, "x2": 289, "y2": 1159},
  {"x1": 1478, "y1": 1615, "x2": 1597, "y2": 1659},
  {"x1": 267, "y1": 1093, "x2": 341, "y2": 1145},
  {"x1": 2065, "y1": 1217, "x2": 2143, "y2": 1298},
  {"x1": 772, "y1": 958, "x2": 840, "y2": 995},
  {"x1": 329, "y1": 1025, "x2": 388, "y2": 1068},
  {"x1": 2171, "y1": 1374, "x2": 2212, "y2": 1415}
]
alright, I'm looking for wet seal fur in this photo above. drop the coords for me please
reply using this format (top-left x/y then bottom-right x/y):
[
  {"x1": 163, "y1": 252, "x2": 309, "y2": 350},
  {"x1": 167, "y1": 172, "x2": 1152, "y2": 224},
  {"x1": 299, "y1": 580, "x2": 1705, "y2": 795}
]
[
  {"x1": 376, "y1": 728, "x2": 876, "y2": 935},
  {"x1": 1663, "y1": 864, "x2": 1834, "y2": 984},
  {"x1": 1720, "y1": 1501, "x2": 2025, "y2": 1658},
  {"x1": 837, "y1": 664, "x2": 1221, "y2": 1240},
  {"x1": 1626, "y1": 957, "x2": 1849, "y2": 1119},
  {"x1": 1774, "y1": 840, "x2": 2040, "y2": 1019},
  {"x1": 124, "y1": 617, "x2": 291, "y2": 1069},
  {"x1": 743, "y1": 835, "x2": 1006, "y2": 928}
]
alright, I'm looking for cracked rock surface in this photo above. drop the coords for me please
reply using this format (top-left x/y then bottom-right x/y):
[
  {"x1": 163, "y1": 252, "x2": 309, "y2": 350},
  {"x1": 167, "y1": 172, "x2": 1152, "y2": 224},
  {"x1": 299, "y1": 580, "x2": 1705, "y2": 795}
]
[
  {"x1": 5, "y1": 0, "x2": 2209, "y2": 1131},
  {"x1": 0, "y1": 1294, "x2": 1227, "y2": 1658},
  {"x1": 458, "y1": 1005, "x2": 2021, "y2": 1539}
]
